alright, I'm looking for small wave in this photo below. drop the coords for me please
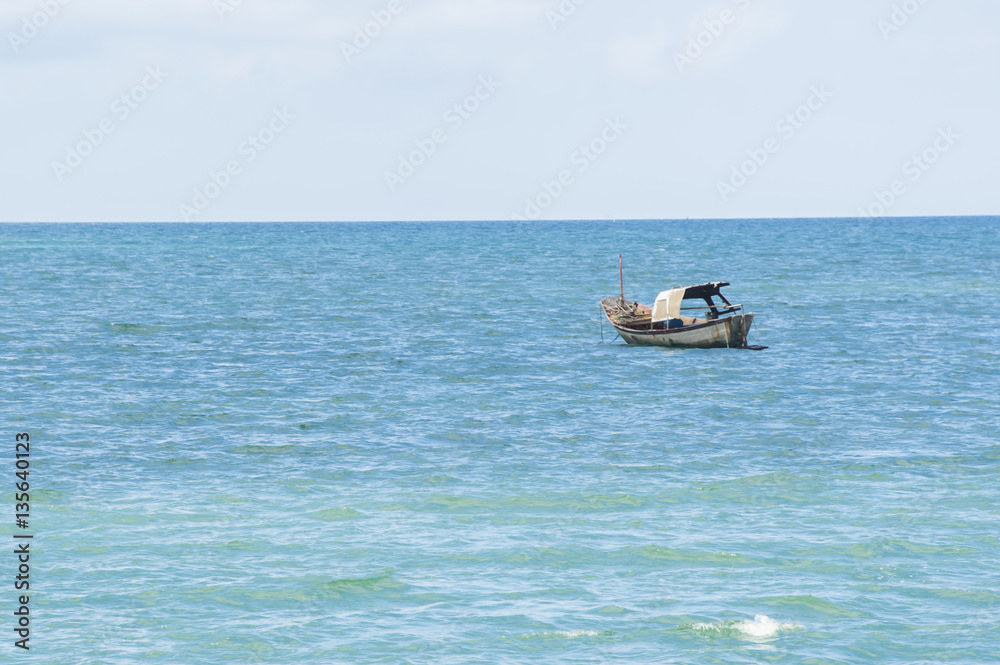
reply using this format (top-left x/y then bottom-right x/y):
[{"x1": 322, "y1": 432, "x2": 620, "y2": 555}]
[
  {"x1": 108, "y1": 322, "x2": 155, "y2": 335},
  {"x1": 754, "y1": 594, "x2": 866, "y2": 618},
  {"x1": 518, "y1": 629, "x2": 613, "y2": 640},
  {"x1": 633, "y1": 545, "x2": 759, "y2": 566},
  {"x1": 317, "y1": 575, "x2": 406, "y2": 594},
  {"x1": 309, "y1": 507, "x2": 363, "y2": 521},
  {"x1": 692, "y1": 614, "x2": 801, "y2": 640},
  {"x1": 231, "y1": 444, "x2": 302, "y2": 454}
]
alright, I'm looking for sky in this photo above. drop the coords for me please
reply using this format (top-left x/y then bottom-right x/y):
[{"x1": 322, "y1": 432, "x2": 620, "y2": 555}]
[{"x1": 2, "y1": 0, "x2": 997, "y2": 222}]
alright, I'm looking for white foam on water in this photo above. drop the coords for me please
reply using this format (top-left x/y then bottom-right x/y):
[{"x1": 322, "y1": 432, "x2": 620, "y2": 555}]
[
  {"x1": 693, "y1": 614, "x2": 801, "y2": 641},
  {"x1": 736, "y1": 614, "x2": 800, "y2": 638}
]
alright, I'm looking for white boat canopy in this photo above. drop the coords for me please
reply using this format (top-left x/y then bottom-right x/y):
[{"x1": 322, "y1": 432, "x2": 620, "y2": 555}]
[{"x1": 651, "y1": 288, "x2": 685, "y2": 323}]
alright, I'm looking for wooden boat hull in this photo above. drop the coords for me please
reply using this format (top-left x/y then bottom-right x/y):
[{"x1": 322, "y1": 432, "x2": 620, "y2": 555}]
[{"x1": 613, "y1": 313, "x2": 753, "y2": 348}]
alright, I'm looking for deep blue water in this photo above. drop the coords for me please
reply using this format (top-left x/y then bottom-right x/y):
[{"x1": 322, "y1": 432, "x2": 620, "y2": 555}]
[{"x1": 1, "y1": 219, "x2": 998, "y2": 664}]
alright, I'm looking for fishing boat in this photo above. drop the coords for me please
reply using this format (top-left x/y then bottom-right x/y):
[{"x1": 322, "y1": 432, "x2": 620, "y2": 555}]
[{"x1": 600, "y1": 258, "x2": 765, "y2": 349}]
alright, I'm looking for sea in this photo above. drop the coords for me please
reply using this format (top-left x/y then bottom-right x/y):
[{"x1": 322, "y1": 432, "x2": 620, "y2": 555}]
[{"x1": 1, "y1": 218, "x2": 998, "y2": 664}]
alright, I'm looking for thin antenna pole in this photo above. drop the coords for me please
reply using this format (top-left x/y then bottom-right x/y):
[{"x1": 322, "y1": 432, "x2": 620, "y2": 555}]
[{"x1": 619, "y1": 254, "x2": 624, "y2": 302}]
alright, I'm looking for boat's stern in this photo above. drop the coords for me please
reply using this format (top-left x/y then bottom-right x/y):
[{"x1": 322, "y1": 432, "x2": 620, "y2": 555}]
[{"x1": 726, "y1": 312, "x2": 754, "y2": 348}]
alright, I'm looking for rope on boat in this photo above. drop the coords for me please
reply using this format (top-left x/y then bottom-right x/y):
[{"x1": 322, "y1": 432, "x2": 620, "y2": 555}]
[{"x1": 749, "y1": 314, "x2": 767, "y2": 350}]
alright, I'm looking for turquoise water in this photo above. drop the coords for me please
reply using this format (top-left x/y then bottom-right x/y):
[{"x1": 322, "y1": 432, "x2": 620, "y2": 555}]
[{"x1": 2, "y1": 219, "x2": 998, "y2": 664}]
